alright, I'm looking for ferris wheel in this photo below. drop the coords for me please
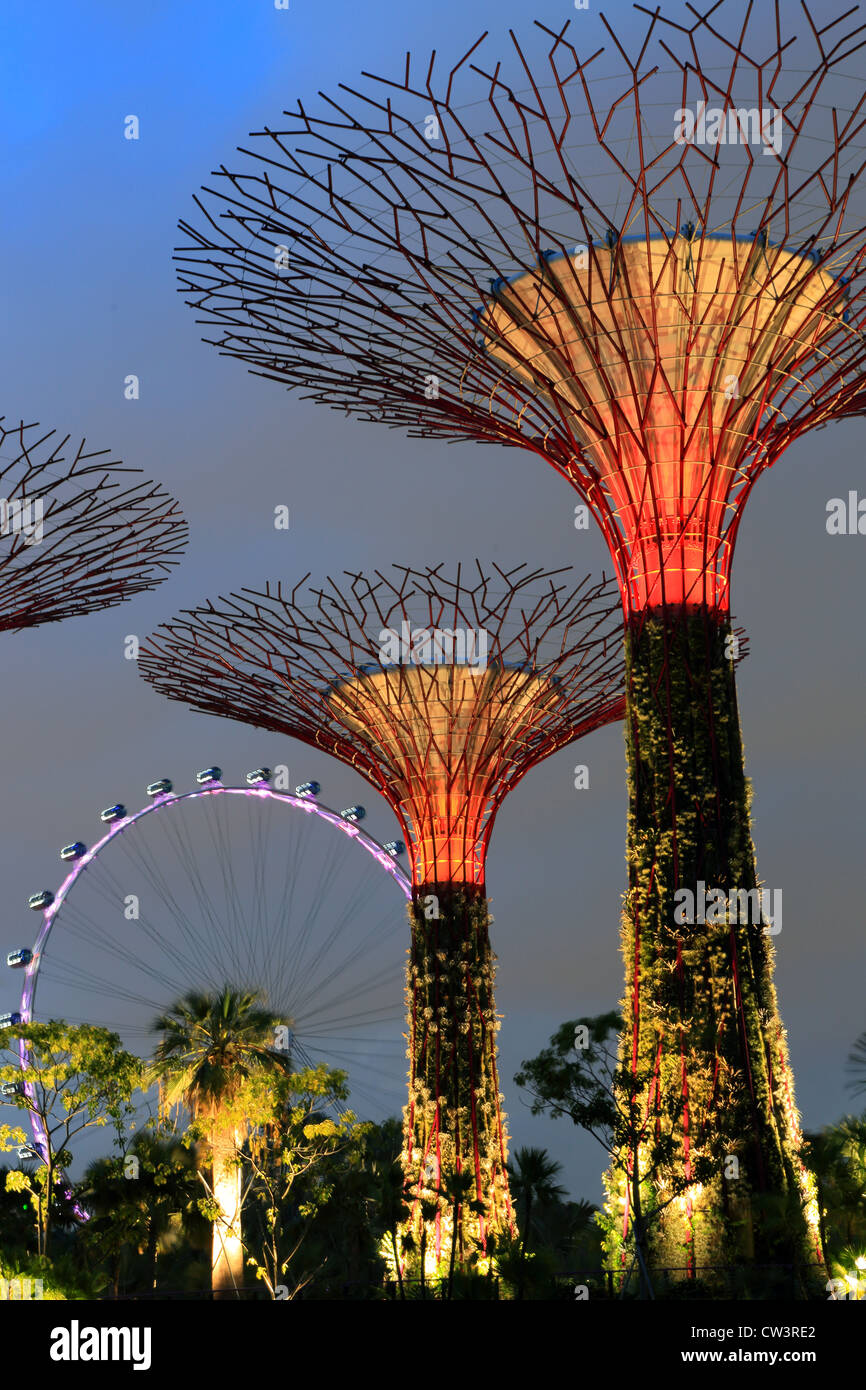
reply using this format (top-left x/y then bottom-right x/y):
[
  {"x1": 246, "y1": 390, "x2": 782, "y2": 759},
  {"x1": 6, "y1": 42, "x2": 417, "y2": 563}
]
[{"x1": 4, "y1": 768, "x2": 411, "y2": 1166}]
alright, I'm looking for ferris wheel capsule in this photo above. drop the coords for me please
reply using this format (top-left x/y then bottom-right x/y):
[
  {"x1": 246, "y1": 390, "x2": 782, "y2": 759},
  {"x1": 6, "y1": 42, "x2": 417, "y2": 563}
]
[
  {"x1": 246, "y1": 768, "x2": 271, "y2": 786},
  {"x1": 7, "y1": 949, "x2": 32, "y2": 969},
  {"x1": 0, "y1": 1012, "x2": 23, "y2": 1027},
  {"x1": 340, "y1": 805, "x2": 366, "y2": 823},
  {"x1": 16, "y1": 778, "x2": 412, "y2": 1160},
  {"x1": 60, "y1": 842, "x2": 87, "y2": 862},
  {"x1": 383, "y1": 841, "x2": 406, "y2": 856},
  {"x1": 146, "y1": 779, "x2": 173, "y2": 797},
  {"x1": 100, "y1": 805, "x2": 127, "y2": 824},
  {"x1": 196, "y1": 767, "x2": 222, "y2": 785},
  {"x1": 295, "y1": 781, "x2": 320, "y2": 797},
  {"x1": 28, "y1": 891, "x2": 54, "y2": 911}
]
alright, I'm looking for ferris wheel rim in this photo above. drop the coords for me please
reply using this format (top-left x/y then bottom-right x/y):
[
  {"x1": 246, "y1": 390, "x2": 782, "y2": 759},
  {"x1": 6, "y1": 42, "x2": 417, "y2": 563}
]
[{"x1": 14, "y1": 780, "x2": 412, "y2": 1165}]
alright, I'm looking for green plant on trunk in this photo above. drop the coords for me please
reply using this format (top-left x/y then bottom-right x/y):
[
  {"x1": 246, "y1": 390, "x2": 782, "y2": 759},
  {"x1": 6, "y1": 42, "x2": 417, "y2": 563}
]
[
  {"x1": 148, "y1": 986, "x2": 292, "y2": 1300},
  {"x1": 612, "y1": 612, "x2": 821, "y2": 1283},
  {"x1": 403, "y1": 887, "x2": 512, "y2": 1268},
  {"x1": 439, "y1": 1168, "x2": 481, "y2": 1297},
  {"x1": 418, "y1": 1199, "x2": 441, "y2": 1297}
]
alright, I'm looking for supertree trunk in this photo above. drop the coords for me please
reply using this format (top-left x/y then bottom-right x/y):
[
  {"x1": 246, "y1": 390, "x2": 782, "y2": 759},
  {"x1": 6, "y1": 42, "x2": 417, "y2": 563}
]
[
  {"x1": 136, "y1": 564, "x2": 624, "y2": 1274},
  {"x1": 603, "y1": 609, "x2": 822, "y2": 1284},
  {"x1": 403, "y1": 885, "x2": 512, "y2": 1270}
]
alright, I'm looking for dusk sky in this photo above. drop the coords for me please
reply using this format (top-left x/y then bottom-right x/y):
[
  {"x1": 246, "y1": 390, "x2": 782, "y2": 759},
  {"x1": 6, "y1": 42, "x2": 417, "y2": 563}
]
[{"x1": 1, "y1": 0, "x2": 864, "y2": 1204}]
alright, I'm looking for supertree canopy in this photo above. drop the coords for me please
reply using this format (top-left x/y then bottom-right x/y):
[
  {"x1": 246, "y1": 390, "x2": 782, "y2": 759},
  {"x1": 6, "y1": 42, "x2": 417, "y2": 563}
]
[
  {"x1": 0, "y1": 416, "x2": 187, "y2": 631},
  {"x1": 169, "y1": 1, "x2": 866, "y2": 1280},
  {"x1": 137, "y1": 563, "x2": 624, "y2": 1266}
]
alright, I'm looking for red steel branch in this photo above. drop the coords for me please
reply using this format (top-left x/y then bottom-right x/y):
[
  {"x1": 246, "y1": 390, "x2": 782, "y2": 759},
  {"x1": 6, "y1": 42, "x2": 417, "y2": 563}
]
[
  {"x1": 138, "y1": 564, "x2": 625, "y2": 1260},
  {"x1": 137, "y1": 564, "x2": 625, "y2": 889},
  {"x1": 175, "y1": 1, "x2": 866, "y2": 618},
  {"x1": 0, "y1": 416, "x2": 187, "y2": 631}
]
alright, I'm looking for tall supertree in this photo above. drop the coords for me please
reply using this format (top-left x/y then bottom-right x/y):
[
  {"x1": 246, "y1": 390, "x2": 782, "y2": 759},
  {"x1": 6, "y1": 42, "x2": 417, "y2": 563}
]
[
  {"x1": 137, "y1": 563, "x2": 624, "y2": 1266},
  {"x1": 169, "y1": 2, "x2": 866, "y2": 1278},
  {"x1": 0, "y1": 415, "x2": 187, "y2": 630}
]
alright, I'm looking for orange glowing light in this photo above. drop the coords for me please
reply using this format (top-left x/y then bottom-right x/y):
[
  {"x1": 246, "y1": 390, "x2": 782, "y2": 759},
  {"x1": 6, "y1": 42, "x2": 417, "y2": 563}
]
[
  {"x1": 329, "y1": 663, "x2": 558, "y2": 884},
  {"x1": 479, "y1": 236, "x2": 842, "y2": 611}
]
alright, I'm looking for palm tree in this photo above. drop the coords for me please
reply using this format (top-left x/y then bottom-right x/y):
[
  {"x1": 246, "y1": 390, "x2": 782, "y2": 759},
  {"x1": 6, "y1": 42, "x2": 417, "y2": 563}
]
[
  {"x1": 506, "y1": 1146, "x2": 568, "y2": 1299},
  {"x1": 806, "y1": 1116, "x2": 866, "y2": 1265},
  {"x1": 148, "y1": 986, "x2": 291, "y2": 1299}
]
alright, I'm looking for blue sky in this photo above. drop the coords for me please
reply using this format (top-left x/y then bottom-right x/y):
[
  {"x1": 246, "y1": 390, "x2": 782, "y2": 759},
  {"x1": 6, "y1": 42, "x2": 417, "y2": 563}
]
[{"x1": 1, "y1": 0, "x2": 864, "y2": 1204}]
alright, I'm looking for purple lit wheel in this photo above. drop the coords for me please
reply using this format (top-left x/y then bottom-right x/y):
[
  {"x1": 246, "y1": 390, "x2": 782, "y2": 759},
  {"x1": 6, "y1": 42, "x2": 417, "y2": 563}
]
[{"x1": 15, "y1": 779, "x2": 411, "y2": 1166}]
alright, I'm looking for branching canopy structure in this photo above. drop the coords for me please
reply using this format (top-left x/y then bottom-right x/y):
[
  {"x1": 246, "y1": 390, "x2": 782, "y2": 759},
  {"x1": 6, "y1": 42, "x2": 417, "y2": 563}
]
[
  {"x1": 176, "y1": 2, "x2": 866, "y2": 617},
  {"x1": 170, "y1": 2, "x2": 863, "y2": 1281},
  {"x1": 137, "y1": 564, "x2": 624, "y2": 885},
  {"x1": 0, "y1": 416, "x2": 187, "y2": 631},
  {"x1": 137, "y1": 563, "x2": 624, "y2": 1266}
]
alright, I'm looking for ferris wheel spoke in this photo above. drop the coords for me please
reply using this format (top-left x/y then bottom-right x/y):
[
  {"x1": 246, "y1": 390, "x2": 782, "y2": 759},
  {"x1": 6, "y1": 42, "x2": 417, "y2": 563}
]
[
  {"x1": 290, "y1": 960, "x2": 405, "y2": 1027},
  {"x1": 149, "y1": 802, "x2": 247, "y2": 979},
  {"x1": 102, "y1": 825, "x2": 227, "y2": 974},
  {"x1": 60, "y1": 868, "x2": 212, "y2": 988},
  {"x1": 21, "y1": 783, "x2": 410, "y2": 1141}
]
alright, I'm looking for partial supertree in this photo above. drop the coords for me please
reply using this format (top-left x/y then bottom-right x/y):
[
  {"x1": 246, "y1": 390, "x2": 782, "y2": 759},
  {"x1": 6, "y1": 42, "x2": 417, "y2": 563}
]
[
  {"x1": 137, "y1": 563, "x2": 624, "y2": 1270},
  {"x1": 170, "y1": 2, "x2": 866, "y2": 1279},
  {"x1": 0, "y1": 416, "x2": 186, "y2": 630}
]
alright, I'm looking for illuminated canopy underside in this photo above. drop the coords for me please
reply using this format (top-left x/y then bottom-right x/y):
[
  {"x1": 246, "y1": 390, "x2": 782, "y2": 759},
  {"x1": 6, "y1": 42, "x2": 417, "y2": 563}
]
[
  {"x1": 479, "y1": 237, "x2": 840, "y2": 611},
  {"x1": 329, "y1": 664, "x2": 556, "y2": 885}
]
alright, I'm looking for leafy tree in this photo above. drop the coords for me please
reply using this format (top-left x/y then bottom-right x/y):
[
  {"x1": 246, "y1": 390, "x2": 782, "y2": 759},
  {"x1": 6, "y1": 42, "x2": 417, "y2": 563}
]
[
  {"x1": 288, "y1": 1115, "x2": 398, "y2": 1297},
  {"x1": 77, "y1": 1128, "x2": 199, "y2": 1297},
  {"x1": 148, "y1": 986, "x2": 293, "y2": 1299},
  {"x1": 0, "y1": 1161, "x2": 37, "y2": 1252},
  {"x1": 237, "y1": 1064, "x2": 362, "y2": 1299},
  {"x1": 0, "y1": 1021, "x2": 142, "y2": 1257},
  {"x1": 515, "y1": 1012, "x2": 716, "y2": 1298}
]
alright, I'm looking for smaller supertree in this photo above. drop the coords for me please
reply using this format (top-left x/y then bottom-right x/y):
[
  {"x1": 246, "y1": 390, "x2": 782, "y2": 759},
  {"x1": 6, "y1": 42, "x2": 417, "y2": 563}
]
[
  {"x1": 0, "y1": 415, "x2": 186, "y2": 631},
  {"x1": 138, "y1": 563, "x2": 624, "y2": 1268}
]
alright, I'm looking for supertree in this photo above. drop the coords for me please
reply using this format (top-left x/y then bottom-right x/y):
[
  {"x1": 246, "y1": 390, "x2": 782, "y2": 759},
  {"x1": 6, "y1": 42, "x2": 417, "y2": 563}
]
[
  {"x1": 137, "y1": 563, "x2": 624, "y2": 1267},
  {"x1": 0, "y1": 415, "x2": 187, "y2": 631},
  {"x1": 169, "y1": 2, "x2": 866, "y2": 1278}
]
